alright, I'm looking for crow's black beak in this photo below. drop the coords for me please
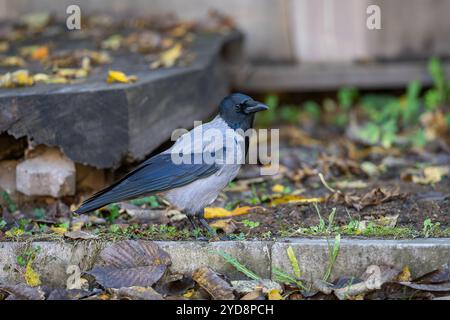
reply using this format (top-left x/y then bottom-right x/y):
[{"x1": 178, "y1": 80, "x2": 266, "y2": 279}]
[{"x1": 243, "y1": 101, "x2": 269, "y2": 114}]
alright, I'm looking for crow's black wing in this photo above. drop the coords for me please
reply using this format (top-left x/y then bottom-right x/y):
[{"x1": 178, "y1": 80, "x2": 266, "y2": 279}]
[{"x1": 75, "y1": 152, "x2": 220, "y2": 214}]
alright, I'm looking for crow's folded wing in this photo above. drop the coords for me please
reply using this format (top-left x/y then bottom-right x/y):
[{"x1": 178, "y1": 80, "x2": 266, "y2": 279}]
[{"x1": 75, "y1": 152, "x2": 221, "y2": 214}]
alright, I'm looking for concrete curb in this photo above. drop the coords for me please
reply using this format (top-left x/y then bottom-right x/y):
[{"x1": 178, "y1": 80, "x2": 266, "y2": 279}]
[{"x1": 0, "y1": 238, "x2": 449, "y2": 287}]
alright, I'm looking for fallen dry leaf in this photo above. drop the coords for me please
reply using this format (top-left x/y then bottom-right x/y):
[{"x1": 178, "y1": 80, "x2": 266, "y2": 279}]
[
  {"x1": 269, "y1": 195, "x2": 325, "y2": 207},
  {"x1": 397, "y1": 266, "x2": 412, "y2": 282},
  {"x1": 204, "y1": 206, "x2": 257, "y2": 219},
  {"x1": 209, "y1": 219, "x2": 238, "y2": 234},
  {"x1": 155, "y1": 43, "x2": 182, "y2": 68},
  {"x1": 328, "y1": 187, "x2": 404, "y2": 211},
  {"x1": 0, "y1": 70, "x2": 34, "y2": 88},
  {"x1": 403, "y1": 166, "x2": 450, "y2": 185},
  {"x1": 0, "y1": 56, "x2": 26, "y2": 67},
  {"x1": 87, "y1": 240, "x2": 171, "y2": 288},
  {"x1": 108, "y1": 286, "x2": 163, "y2": 300},
  {"x1": 414, "y1": 265, "x2": 450, "y2": 284},
  {"x1": 0, "y1": 284, "x2": 45, "y2": 300},
  {"x1": 107, "y1": 70, "x2": 137, "y2": 84},
  {"x1": 240, "y1": 289, "x2": 265, "y2": 300},
  {"x1": 192, "y1": 266, "x2": 235, "y2": 300}
]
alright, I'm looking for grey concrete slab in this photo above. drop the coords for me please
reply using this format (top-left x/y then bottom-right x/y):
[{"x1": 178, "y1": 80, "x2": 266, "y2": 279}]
[
  {"x1": 0, "y1": 238, "x2": 449, "y2": 288},
  {"x1": 272, "y1": 238, "x2": 450, "y2": 282}
]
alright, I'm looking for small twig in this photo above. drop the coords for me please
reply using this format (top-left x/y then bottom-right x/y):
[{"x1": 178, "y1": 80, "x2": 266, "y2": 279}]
[{"x1": 318, "y1": 173, "x2": 337, "y2": 193}]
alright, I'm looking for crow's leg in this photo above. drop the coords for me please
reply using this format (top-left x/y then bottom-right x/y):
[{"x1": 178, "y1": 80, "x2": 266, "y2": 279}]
[
  {"x1": 187, "y1": 215, "x2": 198, "y2": 229},
  {"x1": 196, "y1": 210, "x2": 229, "y2": 241}
]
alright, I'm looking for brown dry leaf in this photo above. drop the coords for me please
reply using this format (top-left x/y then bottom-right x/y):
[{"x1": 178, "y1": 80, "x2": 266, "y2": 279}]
[
  {"x1": 240, "y1": 289, "x2": 265, "y2": 300},
  {"x1": 108, "y1": 286, "x2": 163, "y2": 300},
  {"x1": 209, "y1": 219, "x2": 237, "y2": 234},
  {"x1": 0, "y1": 70, "x2": 34, "y2": 88},
  {"x1": 399, "y1": 282, "x2": 450, "y2": 292},
  {"x1": 328, "y1": 187, "x2": 404, "y2": 211},
  {"x1": 318, "y1": 154, "x2": 363, "y2": 177},
  {"x1": 0, "y1": 56, "x2": 26, "y2": 67},
  {"x1": 107, "y1": 70, "x2": 137, "y2": 84},
  {"x1": 421, "y1": 110, "x2": 449, "y2": 141},
  {"x1": 87, "y1": 240, "x2": 171, "y2": 288},
  {"x1": 269, "y1": 195, "x2": 325, "y2": 207},
  {"x1": 0, "y1": 284, "x2": 45, "y2": 300},
  {"x1": 192, "y1": 266, "x2": 235, "y2": 300},
  {"x1": 288, "y1": 165, "x2": 317, "y2": 182},
  {"x1": 414, "y1": 265, "x2": 450, "y2": 284},
  {"x1": 204, "y1": 206, "x2": 258, "y2": 219}
]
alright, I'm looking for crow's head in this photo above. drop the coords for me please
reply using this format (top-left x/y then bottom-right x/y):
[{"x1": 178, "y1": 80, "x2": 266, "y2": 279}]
[{"x1": 219, "y1": 93, "x2": 268, "y2": 130}]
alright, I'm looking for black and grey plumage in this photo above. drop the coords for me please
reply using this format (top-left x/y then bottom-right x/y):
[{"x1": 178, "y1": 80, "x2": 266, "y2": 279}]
[{"x1": 74, "y1": 93, "x2": 268, "y2": 230}]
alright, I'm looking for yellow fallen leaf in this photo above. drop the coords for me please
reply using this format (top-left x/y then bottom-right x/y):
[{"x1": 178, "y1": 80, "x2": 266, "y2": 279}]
[
  {"x1": 107, "y1": 70, "x2": 137, "y2": 84},
  {"x1": 269, "y1": 195, "x2": 325, "y2": 207},
  {"x1": 183, "y1": 289, "x2": 195, "y2": 298},
  {"x1": 271, "y1": 184, "x2": 285, "y2": 193},
  {"x1": 397, "y1": 266, "x2": 412, "y2": 282},
  {"x1": 25, "y1": 259, "x2": 41, "y2": 287},
  {"x1": 204, "y1": 206, "x2": 254, "y2": 219},
  {"x1": 51, "y1": 226, "x2": 67, "y2": 235},
  {"x1": 5, "y1": 228, "x2": 25, "y2": 238},
  {"x1": 159, "y1": 43, "x2": 182, "y2": 68},
  {"x1": 268, "y1": 289, "x2": 283, "y2": 300}
]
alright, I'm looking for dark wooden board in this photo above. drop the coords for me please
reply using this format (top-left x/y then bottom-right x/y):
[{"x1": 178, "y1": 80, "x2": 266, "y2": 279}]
[{"x1": 0, "y1": 32, "x2": 242, "y2": 168}]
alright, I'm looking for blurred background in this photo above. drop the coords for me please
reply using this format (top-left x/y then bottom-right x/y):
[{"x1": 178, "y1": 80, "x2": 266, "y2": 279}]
[{"x1": 0, "y1": 0, "x2": 449, "y2": 238}]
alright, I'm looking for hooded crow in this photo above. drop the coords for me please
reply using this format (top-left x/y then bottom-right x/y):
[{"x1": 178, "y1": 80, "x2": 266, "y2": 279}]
[{"x1": 74, "y1": 93, "x2": 268, "y2": 233}]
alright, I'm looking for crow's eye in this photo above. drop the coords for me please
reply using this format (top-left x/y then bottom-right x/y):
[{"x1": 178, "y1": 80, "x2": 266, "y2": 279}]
[{"x1": 235, "y1": 99, "x2": 249, "y2": 113}]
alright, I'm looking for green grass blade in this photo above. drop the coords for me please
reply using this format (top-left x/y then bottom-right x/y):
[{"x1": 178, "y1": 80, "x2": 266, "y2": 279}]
[
  {"x1": 286, "y1": 246, "x2": 301, "y2": 279},
  {"x1": 213, "y1": 250, "x2": 261, "y2": 280}
]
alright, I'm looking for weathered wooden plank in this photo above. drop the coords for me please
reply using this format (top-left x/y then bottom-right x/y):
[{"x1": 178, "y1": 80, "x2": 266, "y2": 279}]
[
  {"x1": 0, "y1": 32, "x2": 243, "y2": 168},
  {"x1": 235, "y1": 61, "x2": 450, "y2": 91}
]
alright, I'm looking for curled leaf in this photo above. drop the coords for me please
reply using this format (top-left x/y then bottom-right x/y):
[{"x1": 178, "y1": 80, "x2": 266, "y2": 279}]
[{"x1": 192, "y1": 266, "x2": 235, "y2": 300}]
